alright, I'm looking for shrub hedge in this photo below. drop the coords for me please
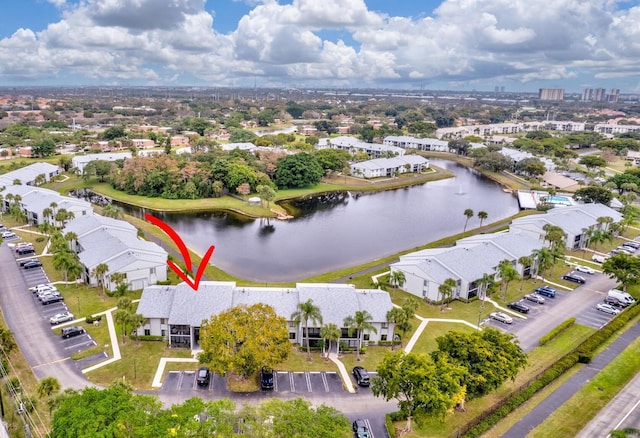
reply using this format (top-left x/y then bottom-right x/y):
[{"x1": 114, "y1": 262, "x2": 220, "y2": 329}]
[
  {"x1": 538, "y1": 317, "x2": 576, "y2": 346},
  {"x1": 458, "y1": 302, "x2": 640, "y2": 437}
]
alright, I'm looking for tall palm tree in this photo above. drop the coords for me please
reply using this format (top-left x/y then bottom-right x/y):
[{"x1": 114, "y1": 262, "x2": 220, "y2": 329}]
[
  {"x1": 343, "y1": 310, "x2": 377, "y2": 362},
  {"x1": 319, "y1": 323, "x2": 341, "y2": 358},
  {"x1": 477, "y1": 211, "x2": 488, "y2": 227},
  {"x1": 476, "y1": 273, "x2": 494, "y2": 300},
  {"x1": 385, "y1": 308, "x2": 408, "y2": 351},
  {"x1": 531, "y1": 247, "x2": 553, "y2": 280},
  {"x1": 53, "y1": 251, "x2": 76, "y2": 283},
  {"x1": 438, "y1": 278, "x2": 457, "y2": 310},
  {"x1": 91, "y1": 263, "x2": 109, "y2": 299},
  {"x1": 64, "y1": 231, "x2": 78, "y2": 252},
  {"x1": 36, "y1": 377, "x2": 61, "y2": 398},
  {"x1": 291, "y1": 299, "x2": 323, "y2": 359},
  {"x1": 463, "y1": 208, "x2": 474, "y2": 234},
  {"x1": 497, "y1": 259, "x2": 520, "y2": 301},
  {"x1": 390, "y1": 270, "x2": 406, "y2": 288},
  {"x1": 517, "y1": 256, "x2": 533, "y2": 290}
]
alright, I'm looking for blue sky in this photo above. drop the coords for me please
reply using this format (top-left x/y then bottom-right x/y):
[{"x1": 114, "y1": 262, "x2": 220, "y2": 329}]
[{"x1": 0, "y1": 0, "x2": 638, "y2": 93}]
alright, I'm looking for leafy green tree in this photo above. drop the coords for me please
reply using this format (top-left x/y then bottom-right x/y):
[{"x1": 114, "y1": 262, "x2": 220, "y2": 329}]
[
  {"x1": 102, "y1": 125, "x2": 127, "y2": 140},
  {"x1": 372, "y1": 352, "x2": 467, "y2": 431},
  {"x1": 186, "y1": 117, "x2": 212, "y2": 136},
  {"x1": 579, "y1": 155, "x2": 607, "y2": 169},
  {"x1": 514, "y1": 157, "x2": 546, "y2": 177},
  {"x1": 474, "y1": 151, "x2": 514, "y2": 172},
  {"x1": 574, "y1": 186, "x2": 614, "y2": 205},
  {"x1": 199, "y1": 303, "x2": 291, "y2": 379},
  {"x1": 275, "y1": 153, "x2": 323, "y2": 189},
  {"x1": 343, "y1": 310, "x2": 377, "y2": 362},
  {"x1": 313, "y1": 148, "x2": 350, "y2": 174},
  {"x1": 256, "y1": 184, "x2": 276, "y2": 209},
  {"x1": 32, "y1": 137, "x2": 57, "y2": 157},
  {"x1": 602, "y1": 254, "x2": 640, "y2": 290},
  {"x1": 291, "y1": 299, "x2": 323, "y2": 359},
  {"x1": 448, "y1": 138, "x2": 470, "y2": 156},
  {"x1": 431, "y1": 328, "x2": 527, "y2": 400},
  {"x1": 228, "y1": 128, "x2": 257, "y2": 143}
]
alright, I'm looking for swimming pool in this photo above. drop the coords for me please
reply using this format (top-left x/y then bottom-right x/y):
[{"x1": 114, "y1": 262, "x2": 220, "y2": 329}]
[{"x1": 543, "y1": 195, "x2": 572, "y2": 205}]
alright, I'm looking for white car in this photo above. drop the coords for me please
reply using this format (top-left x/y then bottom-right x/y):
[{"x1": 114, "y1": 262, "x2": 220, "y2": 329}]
[
  {"x1": 30, "y1": 284, "x2": 57, "y2": 294},
  {"x1": 49, "y1": 312, "x2": 74, "y2": 325},
  {"x1": 574, "y1": 265, "x2": 596, "y2": 275},
  {"x1": 596, "y1": 303, "x2": 621, "y2": 315},
  {"x1": 490, "y1": 312, "x2": 513, "y2": 324},
  {"x1": 592, "y1": 254, "x2": 607, "y2": 263},
  {"x1": 1, "y1": 231, "x2": 16, "y2": 238}
]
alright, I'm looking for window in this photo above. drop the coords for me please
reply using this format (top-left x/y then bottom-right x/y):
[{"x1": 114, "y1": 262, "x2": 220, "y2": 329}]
[
  {"x1": 289, "y1": 332, "x2": 296, "y2": 340},
  {"x1": 381, "y1": 335, "x2": 387, "y2": 341},
  {"x1": 150, "y1": 267, "x2": 156, "y2": 274},
  {"x1": 161, "y1": 330, "x2": 166, "y2": 337},
  {"x1": 381, "y1": 323, "x2": 388, "y2": 329},
  {"x1": 363, "y1": 334, "x2": 370, "y2": 341},
  {"x1": 144, "y1": 329, "x2": 150, "y2": 336},
  {"x1": 289, "y1": 321, "x2": 297, "y2": 328},
  {"x1": 161, "y1": 318, "x2": 167, "y2": 324}
]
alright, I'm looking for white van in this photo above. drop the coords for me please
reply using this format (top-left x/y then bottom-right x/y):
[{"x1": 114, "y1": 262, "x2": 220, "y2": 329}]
[
  {"x1": 592, "y1": 254, "x2": 607, "y2": 263},
  {"x1": 607, "y1": 289, "x2": 636, "y2": 307}
]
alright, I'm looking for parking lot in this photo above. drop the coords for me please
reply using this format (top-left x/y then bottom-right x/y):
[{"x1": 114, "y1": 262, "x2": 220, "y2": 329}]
[
  {"x1": 8, "y1": 238, "x2": 100, "y2": 361},
  {"x1": 161, "y1": 370, "x2": 346, "y2": 395}
]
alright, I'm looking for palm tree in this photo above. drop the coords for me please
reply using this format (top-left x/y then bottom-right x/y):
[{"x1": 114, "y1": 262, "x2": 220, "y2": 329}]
[
  {"x1": 343, "y1": 310, "x2": 377, "y2": 362},
  {"x1": 390, "y1": 270, "x2": 406, "y2": 288},
  {"x1": 102, "y1": 204, "x2": 124, "y2": 219},
  {"x1": 497, "y1": 259, "x2": 520, "y2": 301},
  {"x1": 531, "y1": 247, "x2": 553, "y2": 280},
  {"x1": 42, "y1": 207, "x2": 53, "y2": 225},
  {"x1": 91, "y1": 263, "x2": 109, "y2": 299},
  {"x1": 438, "y1": 278, "x2": 457, "y2": 310},
  {"x1": 64, "y1": 231, "x2": 78, "y2": 252},
  {"x1": 53, "y1": 251, "x2": 76, "y2": 283},
  {"x1": 517, "y1": 256, "x2": 533, "y2": 290},
  {"x1": 463, "y1": 208, "x2": 474, "y2": 234},
  {"x1": 291, "y1": 299, "x2": 323, "y2": 359},
  {"x1": 477, "y1": 211, "x2": 488, "y2": 227},
  {"x1": 67, "y1": 261, "x2": 84, "y2": 287},
  {"x1": 36, "y1": 377, "x2": 61, "y2": 398},
  {"x1": 319, "y1": 323, "x2": 341, "y2": 359},
  {"x1": 385, "y1": 308, "x2": 408, "y2": 351},
  {"x1": 476, "y1": 273, "x2": 494, "y2": 300}
]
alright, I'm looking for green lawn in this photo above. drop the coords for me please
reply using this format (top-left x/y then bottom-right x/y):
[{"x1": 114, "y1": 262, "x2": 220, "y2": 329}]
[{"x1": 529, "y1": 331, "x2": 640, "y2": 438}]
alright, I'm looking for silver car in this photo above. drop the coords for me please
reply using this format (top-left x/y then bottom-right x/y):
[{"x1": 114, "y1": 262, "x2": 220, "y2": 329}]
[
  {"x1": 490, "y1": 312, "x2": 513, "y2": 324},
  {"x1": 596, "y1": 303, "x2": 621, "y2": 315},
  {"x1": 49, "y1": 311, "x2": 74, "y2": 325},
  {"x1": 524, "y1": 293, "x2": 546, "y2": 304}
]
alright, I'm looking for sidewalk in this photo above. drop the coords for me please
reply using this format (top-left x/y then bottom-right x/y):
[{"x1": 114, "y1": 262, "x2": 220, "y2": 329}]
[{"x1": 502, "y1": 320, "x2": 640, "y2": 437}]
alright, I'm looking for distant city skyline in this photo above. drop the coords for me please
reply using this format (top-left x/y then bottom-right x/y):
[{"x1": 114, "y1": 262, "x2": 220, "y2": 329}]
[{"x1": 0, "y1": 0, "x2": 639, "y2": 93}]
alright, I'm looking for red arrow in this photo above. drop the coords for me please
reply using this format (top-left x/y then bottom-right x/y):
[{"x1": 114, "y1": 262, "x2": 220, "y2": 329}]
[{"x1": 145, "y1": 213, "x2": 215, "y2": 291}]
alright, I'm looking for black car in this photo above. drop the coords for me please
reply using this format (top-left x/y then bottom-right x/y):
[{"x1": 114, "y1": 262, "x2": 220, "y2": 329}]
[
  {"x1": 507, "y1": 301, "x2": 530, "y2": 314},
  {"x1": 352, "y1": 419, "x2": 370, "y2": 438},
  {"x1": 352, "y1": 366, "x2": 370, "y2": 387},
  {"x1": 562, "y1": 272, "x2": 586, "y2": 284},
  {"x1": 16, "y1": 248, "x2": 35, "y2": 256},
  {"x1": 196, "y1": 367, "x2": 211, "y2": 387},
  {"x1": 41, "y1": 295, "x2": 64, "y2": 305},
  {"x1": 19, "y1": 258, "x2": 38, "y2": 267},
  {"x1": 22, "y1": 260, "x2": 42, "y2": 269},
  {"x1": 260, "y1": 366, "x2": 274, "y2": 390},
  {"x1": 61, "y1": 326, "x2": 85, "y2": 339}
]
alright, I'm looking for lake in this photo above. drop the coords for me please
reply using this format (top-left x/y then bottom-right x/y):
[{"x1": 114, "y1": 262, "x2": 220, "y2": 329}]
[{"x1": 143, "y1": 159, "x2": 520, "y2": 282}]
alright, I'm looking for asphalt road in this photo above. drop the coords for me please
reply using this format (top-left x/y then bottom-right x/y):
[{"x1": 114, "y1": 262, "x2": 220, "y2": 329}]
[{"x1": 0, "y1": 244, "x2": 91, "y2": 390}]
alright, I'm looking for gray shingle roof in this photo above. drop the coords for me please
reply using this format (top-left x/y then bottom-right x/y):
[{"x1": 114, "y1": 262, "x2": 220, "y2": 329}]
[
  {"x1": 136, "y1": 286, "x2": 175, "y2": 318},
  {"x1": 297, "y1": 283, "x2": 362, "y2": 326},
  {"x1": 64, "y1": 215, "x2": 137, "y2": 237},
  {"x1": 168, "y1": 282, "x2": 236, "y2": 326}
]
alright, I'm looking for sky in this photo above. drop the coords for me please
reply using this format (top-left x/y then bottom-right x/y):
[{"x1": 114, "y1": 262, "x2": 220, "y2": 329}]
[{"x1": 0, "y1": 0, "x2": 639, "y2": 93}]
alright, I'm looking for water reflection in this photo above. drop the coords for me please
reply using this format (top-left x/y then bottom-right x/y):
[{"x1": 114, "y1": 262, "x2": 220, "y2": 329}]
[{"x1": 123, "y1": 159, "x2": 520, "y2": 282}]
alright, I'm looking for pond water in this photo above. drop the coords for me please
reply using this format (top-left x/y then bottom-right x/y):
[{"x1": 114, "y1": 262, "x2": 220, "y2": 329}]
[{"x1": 127, "y1": 159, "x2": 520, "y2": 282}]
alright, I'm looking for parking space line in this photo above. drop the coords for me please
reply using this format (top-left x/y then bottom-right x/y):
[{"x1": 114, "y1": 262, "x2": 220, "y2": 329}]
[
  {"x1": 321, "y1": 372, "x2": 329, "y2": 392},
  {"x1": 289, "y1": 372, "x2": 295, "y2": 392},
  {"x1": 305, "y1": 372, "x2": 312, "y2": 392},
  {"x1": 64, "y1": 339, "x2": 94, "y2": 350},
  {"x1": 177, "y1": 371, "x2": 184, "y2": 389}
]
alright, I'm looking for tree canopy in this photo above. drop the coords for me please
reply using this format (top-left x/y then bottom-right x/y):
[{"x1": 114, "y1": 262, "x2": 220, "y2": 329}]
[
  {"x1": 274, "y1": 153, "x2": 324, "y2": 189},
  {"x1": 198, "y1": 303, "x2": 291, "y2": 378},
  {"x1": 574, "y1": 186, "x2": 614, "y2": 205}
]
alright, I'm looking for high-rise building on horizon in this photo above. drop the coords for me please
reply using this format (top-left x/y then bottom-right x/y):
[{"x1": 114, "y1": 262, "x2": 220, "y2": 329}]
[{"x1": 538, "y1": 88, "x2": 564, "y2": 101}]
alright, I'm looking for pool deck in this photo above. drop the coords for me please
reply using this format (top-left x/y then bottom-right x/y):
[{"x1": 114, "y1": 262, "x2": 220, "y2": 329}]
[{"x1": 517, "y1": 190, "x2": 575, "y2": 209}]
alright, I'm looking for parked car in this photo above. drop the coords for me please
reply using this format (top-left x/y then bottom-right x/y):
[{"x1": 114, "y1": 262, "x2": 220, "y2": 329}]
[
  {"x1": 61, "y1": 326, "x2": 84, "y2": 339},
  {"x1": 615, "y1": 246, "x2": 634, "y2": 255},
  {"x1": 14, "y1": 242, "x2": 34, "y2": 251},
  {"x1": 524, "y1": 293, "x2": 545, "y2": 304},
  {"x1": 622, "y1": 242, "x2": 639, "y2": 250},
  {"x1": 352, "y1": 419, "x2": 370, "y2": 438},
  {"x1": 490, "y1": 312, "x2": 513, "y2": 324},
  {"x1": 562, "y1": 272, "x2": 586, "y2": 284},
  {"x1": 352, "y1": 366, "x2": 370, "y2": 387},
  {"x1": 535, "y1": 285, "x2": 557, "y2": 298},
  {"x1": 41, "y1": 295, "x2": 64, "y2": 305},
  {"x1": 592, "y1": 254, "x2": 607, "y2": 263},
  {"x1": 607, "y1": 289, "x2": 636, "y2": 307},
  {"x1": 596, "y1": 303, "x2": 621, "y2": 315},
  {"x1": 574, "y1": 265, "x2": 596, "y2": 275},
  {"x1": 49, "y1": 312, "x2": 74, "y2": 325},
  {"x1": 260, "y1": 366, "x2": 274, "y2": 390},
  {"x1": 16, "y1": 247, "x2": 35, "y2": 256},
  {"x1": 22, "y1": 260, "x2": 42, "y2": 269},
  {"x1": 196, "y1": 367, "x2": 211, "y2": 386},
  {"x1": 604, "y1": 296, "x2": 625, "y2": 308},
  {"x1": 507, "y1": 301, "x2": 530, "y2": 314},
  {"x1": 20, "y1": 258, "x2": 39, "y2": 267},
  {"x1": 38, "y1": 290, "x2": 61, "y2": 301},
  {"x1": 29, "y1": 283, "x2": 56, "y2": 292},
  {"x1": 1, "y1": 231, "x2": 16, "y2": 239}
]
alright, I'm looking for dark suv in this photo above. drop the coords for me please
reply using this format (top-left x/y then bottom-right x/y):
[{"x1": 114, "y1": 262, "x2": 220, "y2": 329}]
[
  {"x1": 260, "y1": 366, "x2": 274, "y2": 390},
  {"x1": 535, "y1": 286, "x2": 556, "y2": 298},
  {"x1": 61, "y1": 326, "x2": 85, "y2": 339},
  {"x1": 17, "y1": 247, "x2": 35, "y2": 256},
  {"x1": 196, "y1": 367, "x2": 211, "y2": 386},
  {"x1": 352, "y1": 366, "x2": 370, "y2": 387},
  {"x1": 507, "y1": 301, "x2": 530, "y2": 314}
]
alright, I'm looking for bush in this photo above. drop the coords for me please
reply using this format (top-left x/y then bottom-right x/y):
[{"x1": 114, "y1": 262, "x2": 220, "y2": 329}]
[
  {"x1": 539, "y1": 317, "x2": 576, "y2": 346},
  {"x1": 134, "y1": 335, "x2": 165, "y2": 342},
  {"x1": 35, "y1": 237, "x2": 45, "y2": 243},
  {"x1": 86, "y1": 314, "x2": 103, "y2": 324},
  {"x1": 385, "y1": 413, "x2": 397, "y2": 438}
]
